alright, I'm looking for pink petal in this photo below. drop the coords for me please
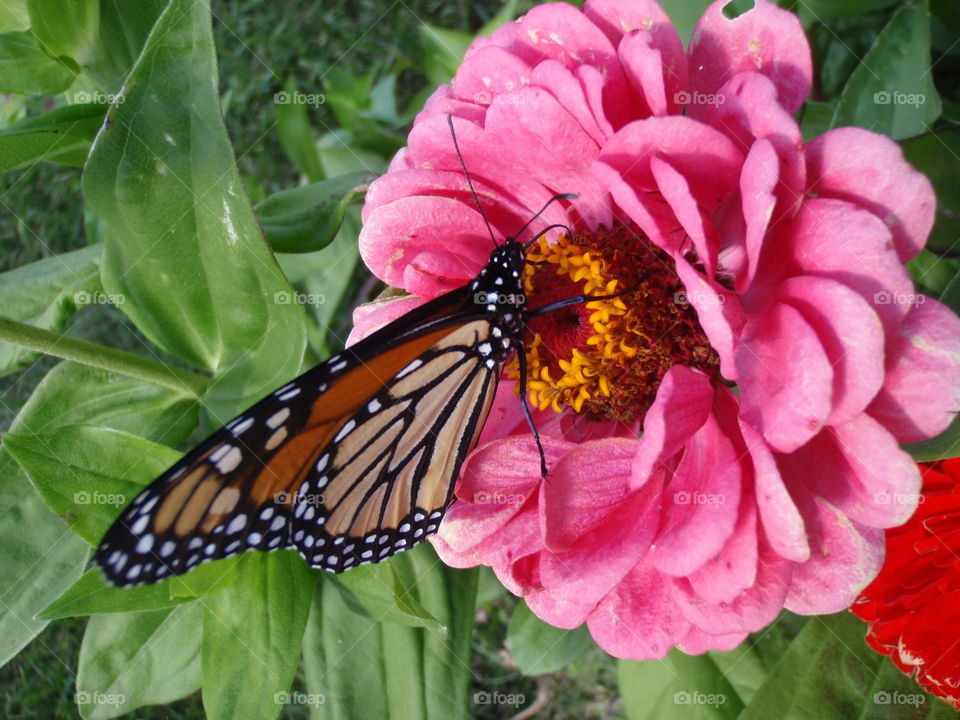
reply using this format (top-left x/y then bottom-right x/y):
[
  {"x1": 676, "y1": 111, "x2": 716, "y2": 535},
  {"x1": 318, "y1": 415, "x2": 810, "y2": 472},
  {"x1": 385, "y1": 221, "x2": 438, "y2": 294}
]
[
  {"x1": 775, "y1": 198, "x2": 914, "y2": 333},
  {"x1": 541, "y1": 438, "x2": 639, "y2": 551},
  {"x1": 673, "y1": 540, "x2": 793, "y2": 634},
  {"x1": 778, "y1": 276, "x2": 885, "y2": 426},
  {"x1": 674, "y1": 256, "x2": 745, "y2": 380},
  {"x1": 584, "y1": 0, "x2": 688, "y2": 100},
  {"x1": 359, "y1": 195, "x2": 492, "y2": 290},
  {"x1": 649, "y1": 404, "x2": 743, "y2": 577},
  {"x1": 530, "y1": 60, "x2": 608, "y2": 145},
  {"x1": 416, "y1": 84, "x2": 487, "y2": 125},
  {"x1": 630, "y1": 365, "x2": 713, "y2": 489},
  {"x1": 484, "y1": 88, "x2": 610, "y2": 228},
  {"x1": 451, "y1": 45, "x2": 531, "y2": 105},
  {"x1": 532, "y1": 456, "x2": 662, "y2": 628},
  {"x1": 650, "y1": 156, "x2": 719, "y2": 275},
  {"x1": 586, "y1": 563, "x2": 690, "y2": 659},
  {"x1": 778, "y1": 417, "x2": 919, "y2": 529},
  {"x1": 736, "y1": 300, "x2": 833, "y2": 452},
  {"x1": 595, "y1": 117, "x2": 744, "y2": 232},
  {"x1": 735, "y1": 138, "x2": 778, "y2": 293},
  {"x1": 783, "y1": 496, "x2": 884, "y2": 614},
  {"x1": 869, "y1": 298, "x2": 960, "y2": 443},
  {"x1": 575, "y1": 64, "x2": 617, "y2": 139},
  {"x1": 678, "y1": 627, "x2": 748, "y2": 655},
  {"x1": 688, "y1": 0, "x2": 812, "y2": 114},
  {"x1": 704, "y1": 72, "x2": 805, "y2": 217},
  {"x1": 347, "y1": 294, "x2": 427, "y2": 346},
  {"x1": 687, "y1": 493, "x2": 758, "y2": 604},
  {"x1": 805, "y1": 127, "x2": 936, "y2": 263},
  {"x1": 617, "y1": 31, "x2": 668, "y2": 117},
  {"x1": 739, "y1": 420, "x2": 808, "y2": 562}
]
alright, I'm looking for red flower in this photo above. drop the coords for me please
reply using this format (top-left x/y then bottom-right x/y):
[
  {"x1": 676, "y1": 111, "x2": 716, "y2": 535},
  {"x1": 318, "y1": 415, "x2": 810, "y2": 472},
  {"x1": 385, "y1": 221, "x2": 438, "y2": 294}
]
[{"x1": 852, "y1": 457, "x2": 960, "y2": 707}]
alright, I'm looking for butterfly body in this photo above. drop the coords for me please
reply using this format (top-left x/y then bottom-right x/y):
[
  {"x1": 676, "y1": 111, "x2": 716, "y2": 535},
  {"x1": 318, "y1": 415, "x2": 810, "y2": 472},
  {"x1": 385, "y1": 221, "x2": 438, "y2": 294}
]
[{"x1": 95, "y1": 238, "x2": 528, "y2": 585}]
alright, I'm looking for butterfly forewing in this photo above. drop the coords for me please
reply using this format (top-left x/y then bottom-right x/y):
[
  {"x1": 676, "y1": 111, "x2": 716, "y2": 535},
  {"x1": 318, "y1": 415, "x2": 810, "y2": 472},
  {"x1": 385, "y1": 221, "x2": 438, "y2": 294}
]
[{"x1": 95, "y1": 259, "x2": 523, "y2": 586}]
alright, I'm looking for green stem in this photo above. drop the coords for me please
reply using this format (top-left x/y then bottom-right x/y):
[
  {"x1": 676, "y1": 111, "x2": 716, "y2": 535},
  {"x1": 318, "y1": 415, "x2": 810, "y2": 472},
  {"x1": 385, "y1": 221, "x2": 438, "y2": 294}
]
[{"x1": 0, "y1": 316, "x2": 209, "y2": 398}]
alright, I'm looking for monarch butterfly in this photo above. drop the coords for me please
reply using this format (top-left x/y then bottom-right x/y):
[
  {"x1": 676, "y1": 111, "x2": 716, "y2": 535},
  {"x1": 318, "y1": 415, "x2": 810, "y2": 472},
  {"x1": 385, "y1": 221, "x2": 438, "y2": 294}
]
[{"x1": 95, "y1": 117, "x2": 588, "y2": 586}]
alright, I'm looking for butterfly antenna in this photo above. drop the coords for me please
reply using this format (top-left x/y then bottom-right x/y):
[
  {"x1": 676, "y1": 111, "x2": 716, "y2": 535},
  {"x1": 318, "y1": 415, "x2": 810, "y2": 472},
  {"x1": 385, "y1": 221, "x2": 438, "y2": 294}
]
[
  {"x1": 447, "y1": 114, "x2": 498, "y2": 249},
  {"x1": 513, "y1": 193, "x2": 578, "y2": 246}
]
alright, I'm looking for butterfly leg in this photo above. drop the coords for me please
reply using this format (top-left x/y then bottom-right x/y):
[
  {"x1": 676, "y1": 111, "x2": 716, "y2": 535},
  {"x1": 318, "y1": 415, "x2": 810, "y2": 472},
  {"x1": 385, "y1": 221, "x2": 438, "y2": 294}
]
[{"x1": 515, "y1": 344, "x2": 549, "y2": 478}]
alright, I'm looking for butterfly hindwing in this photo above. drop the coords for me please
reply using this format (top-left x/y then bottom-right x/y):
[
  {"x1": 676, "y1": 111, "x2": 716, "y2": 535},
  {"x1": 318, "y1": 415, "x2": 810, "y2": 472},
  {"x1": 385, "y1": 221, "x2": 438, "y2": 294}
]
[
  {"x1": 290, "y1": 319, "x2": 500, "y2": 571},
  {"x1": 95, "y1": 287, "x2": 506, "y2": 585}
]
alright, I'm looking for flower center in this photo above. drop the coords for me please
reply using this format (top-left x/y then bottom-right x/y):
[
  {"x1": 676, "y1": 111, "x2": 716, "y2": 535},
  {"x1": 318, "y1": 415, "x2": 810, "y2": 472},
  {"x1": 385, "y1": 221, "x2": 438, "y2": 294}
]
[{"x1": 512, "y1": 225, "x2": 721, "y2": 423}]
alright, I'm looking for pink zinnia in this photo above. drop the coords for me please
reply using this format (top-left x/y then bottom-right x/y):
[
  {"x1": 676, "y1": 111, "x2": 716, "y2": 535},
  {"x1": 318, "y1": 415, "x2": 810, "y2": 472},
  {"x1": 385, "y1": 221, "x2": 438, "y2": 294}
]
[{"x1": 353, "y1": 0, "x2": 960, "y2": 658}]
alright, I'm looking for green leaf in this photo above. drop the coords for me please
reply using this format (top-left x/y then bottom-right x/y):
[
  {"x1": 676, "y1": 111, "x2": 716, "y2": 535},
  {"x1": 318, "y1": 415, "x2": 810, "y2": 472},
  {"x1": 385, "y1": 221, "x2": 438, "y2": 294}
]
[
  {"x1": 0, "y1": 29, "x2": 78, "y2": 94},
  {"x1": 302, "y1": 544, "x2": 478, "y2": 720},
  {"x1": 0, "y1": 447, "x2": 87, "y2": 668},
  {"x1": 0, "y1": 244, "x2": 101, "y2": 376},
  {"x1": 76, "y1": 603, "x2": 202, "y2": 720},
  {"x1": 0, "y1": 100, "x2": 106, "y2": 172},
  {"x1": 737, "y1": 612, "x2": 947, "y2": 719},
  {"x1": 276, "y1": 77, "x2": 324, "y2": 182},
  {"x1": 506, "y1": 601, "x2": 594, "y2": 675},
  {"x1": 331, "y1": 559, "x2": 444, "y2": 630},
  {"x1": 255, "y1": 172, "x2": 369, "y2": 254},
  {"x1": 619, "y1": 650, "x2": 745, "y2": 720},
  {"x1": 800, "y1": 100, "x2": 838, "y2": 142},
  {"x1": 4, "y1": 425, "x2": 181, "y2": 544},
  {"x1": 832, "y1": 0, "x2": 942, "y2": 140},
  {"x1": 82, "y1": 0, "x2": 306, "y2": 420},
  {"x1": 798, "y1": 0, "x2": 899, "y2": 21},
  {"x1": 38, "y1": 568, "x2": 188, "y2": 620},
  {"x1": 7, "y1": 361, "x2": 198, "y2": 446},
  {"x1": 904, "y1": 410, "x2": 960, "y2": 462},
  {"x1": 27, "y1": 0, "x2": 99, "y2": 64},
  {"x1": 0, "y1": 0, "x2": 29, "y2": 33},
  {"x1": 902, "y1": 130, "x2": 960, "y2": 257},
  {"x1": 85, "y1": 0, "x2": 168, "y2": 93},
  {"x1": 907, "y1": 248, "x2": 960, "y2": 297},
  {"x1": 201, "y1": 551, "x2": 315, "y2": 720},
  {"x1": 168, "y1": 553, "x2": 243, "y2": 598}
]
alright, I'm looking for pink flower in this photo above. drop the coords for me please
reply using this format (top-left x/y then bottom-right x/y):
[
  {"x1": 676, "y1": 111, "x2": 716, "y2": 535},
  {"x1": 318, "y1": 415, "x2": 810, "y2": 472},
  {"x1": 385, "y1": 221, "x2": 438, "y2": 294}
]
[{"x1": 354, "y1": 0, "x2": 960, "y2": 659}]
